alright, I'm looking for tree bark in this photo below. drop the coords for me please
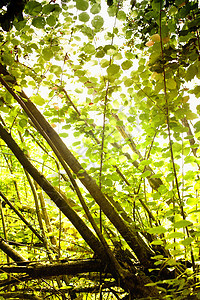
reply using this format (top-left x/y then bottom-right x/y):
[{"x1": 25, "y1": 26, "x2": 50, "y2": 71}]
[
  {"x1": 0, "y1": 259, "x2": 106, "y2": 277},
  {"x1": 0, "y1": 236, "x2": 27, "y2": 263}
]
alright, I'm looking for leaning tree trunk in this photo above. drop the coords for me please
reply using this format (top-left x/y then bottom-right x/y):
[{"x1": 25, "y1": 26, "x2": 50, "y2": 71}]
[
  {"x1": 0, "y1": 114, "x2": 162, "y2": 299},
  {"x1": 0, "y1": 75, "x2": 156, "y2": 268}
]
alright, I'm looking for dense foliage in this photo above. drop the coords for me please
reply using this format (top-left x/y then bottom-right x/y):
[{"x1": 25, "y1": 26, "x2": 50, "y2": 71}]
[{"x1": 0, "y1": 0, "x2": 200, "y2": 299}]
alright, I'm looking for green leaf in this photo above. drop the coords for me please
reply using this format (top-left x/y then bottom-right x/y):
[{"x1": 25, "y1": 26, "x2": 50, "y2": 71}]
[
  {"x1": 46, "y1": 15, "x2": 56, "y2": 26},
  {"x1": 107, "y1": 64, "x2": 120, "y2": 76},
  {"x1": 185, "y1": 64, "x2": 198, "y2": 81},
  {"x1": 42, "y1": 4, "x2": 54, "y2": 14},
  {"x1": 91, "y1": 16, "x2": 104, "y2": 31},
  {"x1": 31, "y1": 94, "x2": 45, "y2": 106},
  {"x1": 181, "y1": 237, "x2": 194, "y2": 246},
  {"x1": 42, "y1": 48, "x2": 54, "y2": 61},
  {"x1": 141, "y1": 170, "x2": 152, "y2": 178},
  {"x1": 72, "y1": 141, "x2": 81, "y2": 146},
  {"x1": 105, "y1": 179, "x2": 113, "y2": 186},
  {"x1": 25, "y1": 1, "x2": 42, "y2": 16},
  {"x1": 166, "y1": 78, "x2": 177, "y2": 90},
  {"x1": 117, "y1": 11, "x2": 126, "y2": 21},
  {"x1": 90, "y1": 4, "x2": 101, "y2": 14},
  {"x1": 194, "y1": 121, "x2": 200, "y2": 133},
  {"x1": 83, "y1": 43, "x2": 96, "y2": 54},
  {"x1": 59, "y1": 133, "x2": 69, "y2": 138},
  {"x1": 32, "y1": 17, "x2": 46, "y2": 29},
  {"x1": 174, "y1": 220, "x2": 193, "y2": 229},
  {"x1": 79, "y1": 12, "x2": 90, "y2": 22},
  {"x1": 81, "y1": 26, "x2": 93, "y2": 38},
  {"x1": 191, "y1": 85, "x2": 200, "y2": 98},
  {"x1": 121, "y1": 60, "x2": 133, "y2": 70},
  {"x1": 49, "y1": 65, "x2": 62, "y2": 76},
  {"x1": 19, "y1": 119, "x2": 27, "y2": 129},
  {"x1": 168, "y1": 232, "x2": 185, "y2": 239},
  {"x1": 124, "y1": 78, "x2": 133, "y2": 87},
  {"x1": 147, "y1": 226, "x2": 167, "y2": 234},
  {"x1": 42, "y1": 3, "x2": 61, "y2": 14},
  {"x1": 185, "y1": 110, "x2": 198, "y2": 120},
  {"x1": 76, "y1": 0, "x2": 89, "y2": 11}
]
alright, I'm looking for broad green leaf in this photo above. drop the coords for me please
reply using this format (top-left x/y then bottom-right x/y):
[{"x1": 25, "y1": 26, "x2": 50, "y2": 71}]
[
  {"x1": 46, "y1": 15, "x2": 56, "y2": 26},
  {"x1": 91, "y1": 16, "x2": 104, "y2": 31},
  {"x1": 42, "y1": 48, "x2": 54, "y2": 61},
  {"x1": 166, "y1": 173, "x2": 175, "y2": 182},
  {"x1": 81, "y1": 26, "x2": 93, "y2": 38},
  {"x1": 117, "y1": 11, "x2": 126, "y2": 21},
  {"x1": 31, "y1": 94, "x2": 45, "y2": 106},
  {"x1": 185, "y1": 64, "x2": 198, "y2": 81},
  {"x1": 105, "y1": 179, "x2": 113, "y2": 186},
  {"x1": 59, "y1": 133, "x2": 69, "y2": 138},
  {"x1": 141, "y1": 170, "x2": 152, "y2": 178},
  {"x1": 168, "y1": 232, "x2": 185, "y2": 239},
  {"x1": 124, "y1": 78, "x2": 133, "y2": 87},
  {"x1": 187, "y1": 197, "x2": 199, "y2": 206},
  {"x1": 107, "y1": 64, "x2": 120, "y2": 75},
  {"x1": 151, "y1": 240, "x2": 163, "y2": 245},
  {"x1": 174, "y1": 220, "x2": 193, "y2": 229},
  {"x1": 104, "y1": 45, "x2": 117, "y2": 56},
  {"x1": 125, "y1": 51, "x2": 134, "y2": 59},
  {"x1": 79, "y1": 12, "x2": 90, "y2": 22},
  {"x1": 166, "y1": 78, "x2": 177, "y2": 90},
  {"x1": 19, "y1": 119, "x2": 27, "y2": 129},
  {"x1": 181, "y1": 237, "x2": 194, "y2": 246},
  {"x1": 147, "y1": 226, "x2": 167, "y2": 234},
  {"x1": 32, "y1": 17, "x2": 46, "y2": 29},
  {"x1": 194, "y1": 121, "x2": 200, "y2": 133},
  {"x1": 90, "y1": 4, "x2": 101, "y2": 14},
  {"x1": 83, "y1": 43, "x2": 96, "y2": 54},
  {"x1": 2, "y1": 53, "x2": 14, "y2": 65},
  {"x1": 49, "y1": 65, "x2": 62, "y2": 76},
  {"x1": 145, "y1": 282, "x2": 158, "y2": 287},
  {"x1": 25, "y1": 1, "x2": 42, "y2": 16},
  {"x1": 191, "y1": 86, "x2": 200, "y2": 98},
  {"x1": 76, "y1": 0, "x2": 89, "y2": 11},
  {"x1": 42, "y1": 4, "x2": 56, "y2": 14},
  {"x1": 121, "y1": 60, "x2": 133, "y2": 70},
  {"x1": 72, "y1": 141, "x2": 81, "y2": 146},
  {"x1": 185, "y1": 111, "x2": 198, "y2": 120}
]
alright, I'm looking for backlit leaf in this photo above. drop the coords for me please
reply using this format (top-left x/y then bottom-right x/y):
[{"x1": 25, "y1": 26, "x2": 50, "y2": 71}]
[
  {"x1": 76, "y1": 0, "x2": 89, "y2": 11},
  {"x1": 121, "y1": 60, "x2": 133, "y2": 70},
  {"x1": 91, "y1": 16, "x2": 104, "y2": 31},
  {"x1": 79, "y1": 12, "x2": 90, "y2": 22},
  {"x1": 25, "y1": 1, "x2": 42, "y2": 16},
  {"x1": 107, "y1": 64, "x2": 120, "y2": 75},
  {"x1": 174, "y1": 220, "x2": 193, "y2": 228},
  {"x1": 181, "y1": 237, "x2": 194, "y2": 246},
  {"x1": 42, "y1": 48, "x2": 54, "y2": 61},
  {"x1": 46, "y1": 15, "x2": 56, "y2": 26},
  {"x1": 32, "y1": 17, "x2": 45, "y2": 28},
  {"x1": 166, "y1": 78, "x2": 177, "y2": 90},
  {"x1": 83, "y1": 43, "x2": 95, "y2": 54},
  {"x1": 185, "y1": 65, "x2": 198, "y2": 81},
  {"x1": 147, "y1": 226, "x2": 167, "y2": 234},
  {"x1": 31, "y1": 94, "x2": 45, "y2": 106},
  {"x1": 90, "y1": 4, "x2": 101, "y2": 14},
  {"x1": 117, "y1": 11, "x2": 126, "y2": 21}
]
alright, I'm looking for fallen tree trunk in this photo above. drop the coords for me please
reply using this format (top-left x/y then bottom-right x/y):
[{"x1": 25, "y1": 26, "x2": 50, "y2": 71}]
[{"x1": 0, "y1": 259, "x2": 106, "y2": 277}]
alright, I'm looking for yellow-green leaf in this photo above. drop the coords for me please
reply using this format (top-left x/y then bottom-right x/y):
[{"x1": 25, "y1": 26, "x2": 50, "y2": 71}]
[{"x1": 31, "y1": 94, "x2": 45, "y2": 106}]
